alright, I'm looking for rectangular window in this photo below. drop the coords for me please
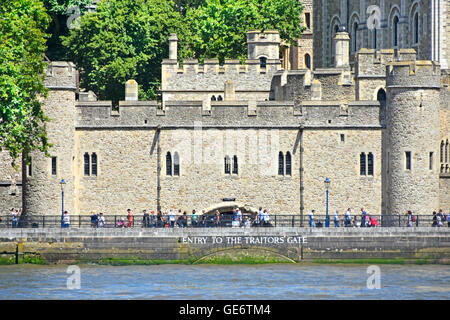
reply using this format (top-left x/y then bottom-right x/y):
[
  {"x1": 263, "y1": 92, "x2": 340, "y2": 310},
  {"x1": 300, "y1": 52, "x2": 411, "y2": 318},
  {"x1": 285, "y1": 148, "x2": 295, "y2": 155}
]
[
  {"x1": 91, "y1": 153, "x2": 97, "y2": 176},
  {"x1": 405, "y1": 152, "x2": 411, "y2": 170},
  {"x1": 340, "y1": 134, "x2": 345, "y2": 142},
  {"x1": 84, "y1": 153, "x2": 90, "y2": 176},
  {"x1": 360, "y1": 153, "x2": 366, "y2": 175},
  {"x1": 28, "y1": 158, "x2": 32, "y2": 177},
  {"x1": 429, "y1": 152, "x2": 433, "y2": 170},
  {"x1": 51, "y1": 157, "x2": 57, "y2": 175},
  {"x1": 368, "y1": 153, "x2": 374, "y2": 176},
  {"x1": 305, "y1": 12, "x2": 311, "y2": 29}
]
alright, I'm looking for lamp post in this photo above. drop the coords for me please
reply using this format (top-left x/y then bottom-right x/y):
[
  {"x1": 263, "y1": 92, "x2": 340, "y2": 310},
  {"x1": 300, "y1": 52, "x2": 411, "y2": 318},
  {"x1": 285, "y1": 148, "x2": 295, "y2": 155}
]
[
  {"x1": 324, "y1": 177, "x2": 330, "y2": 227},
  {"x1": 60, "y1": 179, "x2": 66, "y2": 228}
]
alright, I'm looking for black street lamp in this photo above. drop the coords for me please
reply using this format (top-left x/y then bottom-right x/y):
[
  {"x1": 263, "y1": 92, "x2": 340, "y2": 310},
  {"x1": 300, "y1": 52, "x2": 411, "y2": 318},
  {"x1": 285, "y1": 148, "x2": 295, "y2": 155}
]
[
  {"x1": 60, "y1": 179, "x2": 66, "y2": 228},
  {"x1": 324, "y1": 177, "x2": 330, "y2": 227}
]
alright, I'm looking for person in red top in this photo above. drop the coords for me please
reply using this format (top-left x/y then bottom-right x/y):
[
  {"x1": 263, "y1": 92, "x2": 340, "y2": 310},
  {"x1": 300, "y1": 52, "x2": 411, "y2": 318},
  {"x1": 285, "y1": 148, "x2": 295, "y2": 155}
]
[
  {"x1": 127, "y1": 209, "x2": 133, "y2": 228},
  {"x1": 370, "y1": 216, "x2": 378, "y2": 227}
]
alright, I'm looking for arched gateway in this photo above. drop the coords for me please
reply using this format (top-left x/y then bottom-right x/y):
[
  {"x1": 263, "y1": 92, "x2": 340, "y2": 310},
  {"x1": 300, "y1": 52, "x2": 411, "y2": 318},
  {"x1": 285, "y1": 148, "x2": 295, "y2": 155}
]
[{"x1": 203, "y1": 202, "x2": 258, "y2": 215}]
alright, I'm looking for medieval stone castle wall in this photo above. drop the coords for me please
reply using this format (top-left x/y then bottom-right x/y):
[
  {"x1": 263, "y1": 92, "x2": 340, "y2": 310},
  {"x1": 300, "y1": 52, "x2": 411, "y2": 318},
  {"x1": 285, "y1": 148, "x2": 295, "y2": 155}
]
[{"x1": 1, "y1": 1, "x2": 449, "y2": 219}]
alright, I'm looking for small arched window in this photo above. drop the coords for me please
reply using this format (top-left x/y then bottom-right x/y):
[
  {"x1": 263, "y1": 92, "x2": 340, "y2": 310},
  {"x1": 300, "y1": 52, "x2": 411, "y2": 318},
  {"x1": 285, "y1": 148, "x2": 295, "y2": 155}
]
[
  {"x1": 441, "y1": 140, "x2": 445, "y2": 163},
  {"x1": 217, "y1": 95, "x2": 223, "y2": 101},
  {"x1": 211, "y1": 95, "x2": 216, "y2": 101},
  {"x1": 393, "y1": 15, "x2": 399, "y2": 47},
  {"x1": 278, "y1": 152, "x2": 284, "y2": 175},
  {"x1": 367, "y1": 153, "x2": 374, "y2": 176},
  {"x1": 166, "y1": 152, "x2": 172, "y2": 176},
  {"x1": 173, "y1": 152, "x2": 180, "y2": 176},
  {"x1": 305, "y1": 54, "x2": 311, "y2": 69},
  {"x1": 360, "y1": 152, "x2": 366, "y2": 175},
  {"x1": 224, "y1": 156, "x2": 231, "y2": 174},
  {"x1": 286, "y1": 152, "x2": 292, "y2": 176},
  {"x1": 413, "y1": 12, "x2": 419, "y2": 44},
  {"x1": 91, "y1": 153, "x2": 97, "y2": 176},
  {"x1": 352, "y1": 22, "x2": 358, "y2": 52},
  {"x1": 84, "y1": 153, "x2": 90, "y2": 176},
  {"x1": 232, "y1": 155, "x2": 238, "y2": 174}
]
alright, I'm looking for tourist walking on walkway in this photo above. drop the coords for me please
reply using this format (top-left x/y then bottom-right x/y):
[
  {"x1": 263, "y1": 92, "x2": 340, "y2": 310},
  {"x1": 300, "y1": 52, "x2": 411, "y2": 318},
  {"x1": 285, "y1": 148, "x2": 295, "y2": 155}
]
[
  {"x1": 214, "y1": 210, "x2": 221, "y2": 227},
  {"x1": 406, "y1": 211, "x2": 415, "y2": 227},
  {"x1": 150, "y1": 211, "x2": 156, "y2": 227},
  {"x1": 98, "y1": 213, "x2": 105, "y2": 228},
  {"x1": 334, "y1": 210, "x2": 340, "y2": 227},
  {"x1": 169, "y1": 210, "x2": 176, "y2": 228},
  {"x1": 11, "y1": 208, "x2": 19, "y2": 228},
  {"x1": 142, "y1": 210, "x2": 150, "y2": 227},
  {"x1": 437, "y1": 214, "x2": 443, "y2": 227},
  {"x1": 432, "y1": 211, "x2": 437, "y2": 227},
  {"x1": 127, "y1": 209, "x2": 133, "y2": 228},
  {"x1": 262, "y1": 210, "x2": 270, "y2": 226},
  {"x1": 90, "y1": 211, "x2": 98, "y2": 228},
  {"x1": 257, "y1": 207, "x2": 264, "y2": 226},
  {"x1": 191, "y1": 210, "x2": 198, "y2": 227},
  {"x1": 62, "y1": 211, "x2": 70, "y2": 228},
  {"x1": 447, "y1": 212, "x2": 450, "y2": 227},
  {"x1": 360, "y1": 208, "x2": 367, "y2": 227},
  {"x1": 309, "y1": 210, "x2": 315, "y2": 227},
  {"x1": 345, "y1": 208, "x2": 352, "y2": 227}
]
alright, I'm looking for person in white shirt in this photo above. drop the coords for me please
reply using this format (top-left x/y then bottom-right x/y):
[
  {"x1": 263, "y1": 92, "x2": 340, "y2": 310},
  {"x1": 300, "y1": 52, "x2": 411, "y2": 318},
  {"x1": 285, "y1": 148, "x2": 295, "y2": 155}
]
[
  {"x1": 308, "y1": 210, "x2": 315, "y2": 227},
  {"x1": 263, "y1": 210, "x2": 270, "y2": 226},
  {"x1": 98, "y1": 213, "x2": 105, "y2": 228},
  {"x1": 345, "y1": 208, "x2": 352, "y2": 227},
  {"x1": 63, "y1": 211, "x2": 70, "y2": 228}
]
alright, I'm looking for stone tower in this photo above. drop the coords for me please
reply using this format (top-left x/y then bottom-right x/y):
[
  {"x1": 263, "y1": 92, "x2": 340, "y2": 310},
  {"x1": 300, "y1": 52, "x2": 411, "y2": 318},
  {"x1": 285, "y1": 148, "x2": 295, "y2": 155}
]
[
  {"x1": 385, "y1": 58, "x2": 441, "y2": 216},
  {"x1": 246, "y1": 30, "x2": 280, "y2": 60},
  {"x1": 22, "y1": 62, "x2": 77, "y2": 217}
]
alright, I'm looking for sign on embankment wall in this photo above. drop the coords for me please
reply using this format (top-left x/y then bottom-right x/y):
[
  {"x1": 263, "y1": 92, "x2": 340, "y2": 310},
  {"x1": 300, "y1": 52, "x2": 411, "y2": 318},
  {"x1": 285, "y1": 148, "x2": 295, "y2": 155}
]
[{"x1": 0, "y1": 228, "x2": 449, "y2": 264}]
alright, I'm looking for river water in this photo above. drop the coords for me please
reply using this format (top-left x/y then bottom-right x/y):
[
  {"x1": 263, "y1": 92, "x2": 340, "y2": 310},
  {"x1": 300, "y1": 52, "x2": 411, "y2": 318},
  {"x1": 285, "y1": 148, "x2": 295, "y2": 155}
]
[{"x1": 0, "y1": 264, "x2": 448, "y2": 299}]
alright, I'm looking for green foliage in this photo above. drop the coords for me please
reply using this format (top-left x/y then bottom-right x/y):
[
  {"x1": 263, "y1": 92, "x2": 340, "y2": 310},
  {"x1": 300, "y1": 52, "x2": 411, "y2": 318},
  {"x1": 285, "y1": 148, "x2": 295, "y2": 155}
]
[
  {"x1": 61, "y1": 0, "x2": 304, "y2": 103},
  {"x1": 62, "y1": 0, "x2": 189, "y2": 104},
  {"x1": 44, "y1": 0, "x2": 93, "y2": 14},
  {"x1": 44, "y1": 0, "x2": 93, "y2": 60},
  {"x1": 185, "y1": 0, "x2": 306, "y2": 63},
  {"x1": 0, "y1": 0, "x2": 51, "y2": 167}
]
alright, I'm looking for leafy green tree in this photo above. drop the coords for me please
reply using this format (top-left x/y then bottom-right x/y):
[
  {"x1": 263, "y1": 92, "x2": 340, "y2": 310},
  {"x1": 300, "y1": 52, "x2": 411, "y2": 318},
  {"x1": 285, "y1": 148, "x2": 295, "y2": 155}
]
[
  {"x1": 43, "y1": 0, "x2": 93, "y2": 60},
  {"x1": 0, "y1": 0, "x2": 51, "y2": 167},
  {"x1": 185, "y1": 0, "x2": 306, "y2": 63},
  {"x1": 62, "y1": 0, "x2": 189, "y2": 104}
]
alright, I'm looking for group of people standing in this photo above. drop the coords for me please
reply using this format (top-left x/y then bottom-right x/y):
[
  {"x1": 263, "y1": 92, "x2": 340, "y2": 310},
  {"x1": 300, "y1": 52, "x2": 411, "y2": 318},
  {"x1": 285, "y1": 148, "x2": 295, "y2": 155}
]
[
  {"x1": 308, "y1": 208, "x2": 378, "y2": 228},
  {"x1": 5, "y1": 208, "x2": 22, "y2": 228},
  {"x1": 111, "y1": 207, "x2": 272, "y2": 229},
  {"x1": 432, "y1": 210, "x2": 450, "y2": 227},
  {"x1": 139, "y1": 209, "x2": 221, "y2": 228},
  {"x1": 89, "y1": 211, "x2": 106, "y2": 228}
]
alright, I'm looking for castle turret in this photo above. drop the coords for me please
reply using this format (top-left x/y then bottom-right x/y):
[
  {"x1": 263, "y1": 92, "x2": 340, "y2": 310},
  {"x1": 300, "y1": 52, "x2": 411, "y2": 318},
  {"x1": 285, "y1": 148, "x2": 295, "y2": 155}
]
[
  {"x1": 246, "y1": 30, "x2": 280, "y2": 60},
  {"x1": 334, "y1": 29, "x2": 350, "y2": 68},
  {"x1": 386, "y1": 59, "x2": 441, "y2": 216},
  {"x1": 22, "y1": 62, "x2": 77, "y2": 217}
]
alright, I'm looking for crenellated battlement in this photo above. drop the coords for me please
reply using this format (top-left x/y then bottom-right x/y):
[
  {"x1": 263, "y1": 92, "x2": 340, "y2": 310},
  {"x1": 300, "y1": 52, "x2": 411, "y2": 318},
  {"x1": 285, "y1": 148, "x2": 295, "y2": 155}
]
[
  {"x1": 75, "y1": 99, "x2": 381, "y2": 129},
  {"x1": 161, "y1": 30, "x2": 282, "y2": 106},
  {"x1": 386, "y1": 60, "x2": 441, "y2": 88}
]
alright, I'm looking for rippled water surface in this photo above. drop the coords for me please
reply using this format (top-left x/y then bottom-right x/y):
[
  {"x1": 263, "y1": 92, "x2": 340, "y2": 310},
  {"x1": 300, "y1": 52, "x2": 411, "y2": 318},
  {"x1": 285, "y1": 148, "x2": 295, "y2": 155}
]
[{"x1": 0, "y1": 264, "x2": 449, "y2": 299}]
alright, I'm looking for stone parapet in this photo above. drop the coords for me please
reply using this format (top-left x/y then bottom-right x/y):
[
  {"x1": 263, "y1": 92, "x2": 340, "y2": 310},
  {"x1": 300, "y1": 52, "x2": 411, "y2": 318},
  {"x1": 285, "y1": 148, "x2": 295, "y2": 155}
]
[{"x1": 75, "y1": 100, "x2": 381, "y2": 128}]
